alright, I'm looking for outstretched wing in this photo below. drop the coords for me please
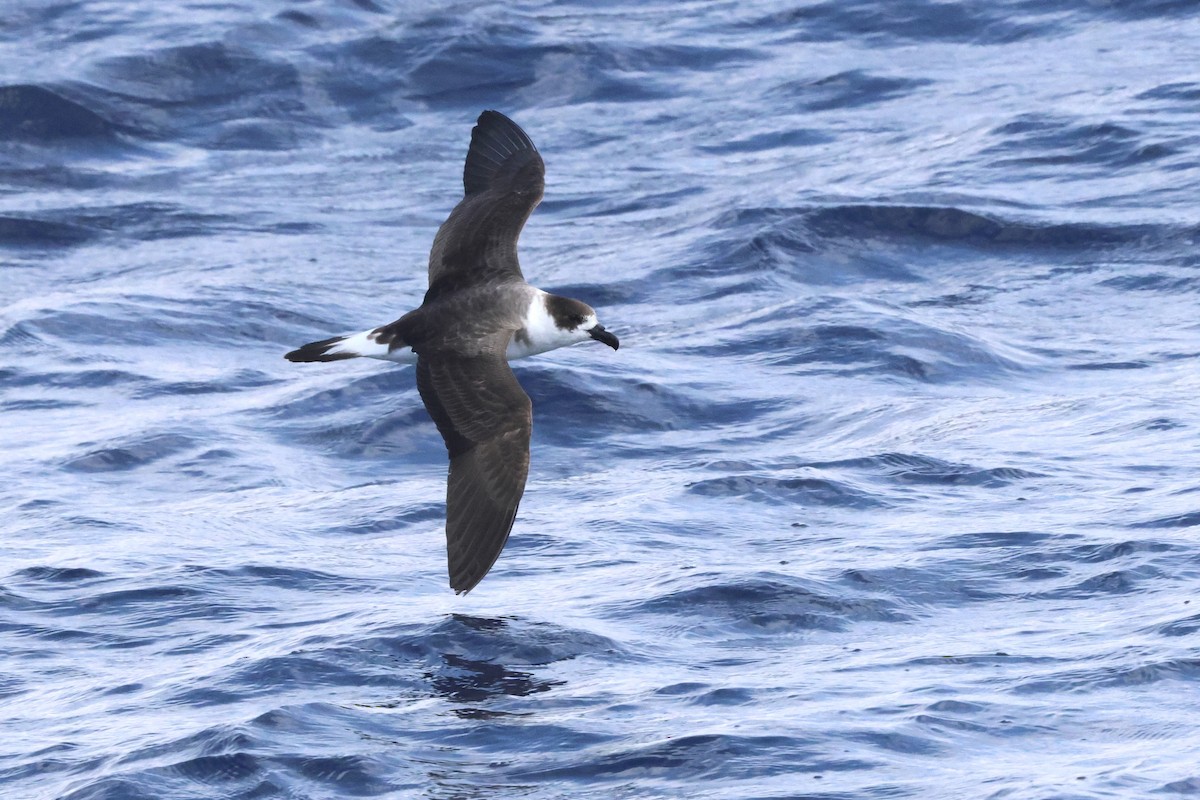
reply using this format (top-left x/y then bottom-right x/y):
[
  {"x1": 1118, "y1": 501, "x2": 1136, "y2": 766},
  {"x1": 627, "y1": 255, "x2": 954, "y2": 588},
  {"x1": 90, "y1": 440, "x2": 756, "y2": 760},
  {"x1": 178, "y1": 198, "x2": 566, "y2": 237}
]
[
  {"x1": 425, "y1": 110, "x2": 545, "y2": 300},
  {"x1": 415, "y1": 344, "x2": 533, "y2": 594}
]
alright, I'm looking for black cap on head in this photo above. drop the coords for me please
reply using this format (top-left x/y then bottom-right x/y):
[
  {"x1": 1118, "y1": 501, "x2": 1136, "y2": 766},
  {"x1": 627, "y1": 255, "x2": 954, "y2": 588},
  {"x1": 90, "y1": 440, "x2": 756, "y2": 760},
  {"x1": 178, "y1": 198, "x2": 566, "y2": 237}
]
[{"x1": 544, "y1": 294, "x2": 594, "y2": 330}]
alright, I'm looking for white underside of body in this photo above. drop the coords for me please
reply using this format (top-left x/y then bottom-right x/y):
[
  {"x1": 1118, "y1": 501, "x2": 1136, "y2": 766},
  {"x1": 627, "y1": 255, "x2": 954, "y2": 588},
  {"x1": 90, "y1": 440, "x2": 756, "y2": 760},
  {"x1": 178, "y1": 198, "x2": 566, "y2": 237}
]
[
  {"x1": 324, "y1": 328, "x2": 403, "y2": 361},
  {"x1": 344, "y1": 289, "x2": 595, "y2": 364},
  {"x1": 506, "y1": 289, "x2": 594, "y2": 359}
]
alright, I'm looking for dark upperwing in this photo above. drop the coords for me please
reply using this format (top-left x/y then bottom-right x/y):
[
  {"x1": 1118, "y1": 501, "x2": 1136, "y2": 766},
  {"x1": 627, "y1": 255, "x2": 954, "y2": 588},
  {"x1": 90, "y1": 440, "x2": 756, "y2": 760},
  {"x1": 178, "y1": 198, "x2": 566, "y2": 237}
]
[
  {"x1": 424, "y1": 110, "x2": 545, "y2": 301},
  {"x1": 415, "y1": 332, "x2": 533, "y2": 594}
]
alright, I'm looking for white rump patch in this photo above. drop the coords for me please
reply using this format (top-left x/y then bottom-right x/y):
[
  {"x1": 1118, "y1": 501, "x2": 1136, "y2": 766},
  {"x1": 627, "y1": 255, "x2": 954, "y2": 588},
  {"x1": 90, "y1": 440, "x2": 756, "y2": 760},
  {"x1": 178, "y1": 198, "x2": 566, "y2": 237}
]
[{"x1": 331, "y1": 328, "x2": 417, "y2": 364}]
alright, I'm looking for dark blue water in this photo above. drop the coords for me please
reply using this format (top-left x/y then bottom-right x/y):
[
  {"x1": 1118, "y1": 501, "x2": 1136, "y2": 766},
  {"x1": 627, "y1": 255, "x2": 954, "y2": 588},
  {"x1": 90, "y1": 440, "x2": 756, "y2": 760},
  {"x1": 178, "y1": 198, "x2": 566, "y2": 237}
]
[{"x1": 4, "y1": 2, "x2": 1200, "y2": 798}]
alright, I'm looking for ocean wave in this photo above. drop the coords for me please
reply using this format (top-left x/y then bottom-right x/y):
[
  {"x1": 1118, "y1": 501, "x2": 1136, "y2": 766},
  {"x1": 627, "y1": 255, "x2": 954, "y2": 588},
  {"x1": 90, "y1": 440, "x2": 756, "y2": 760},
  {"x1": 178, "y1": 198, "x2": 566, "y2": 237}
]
[{"x1": 5, "y1": 1, "x2": 1200, "y2": 798}]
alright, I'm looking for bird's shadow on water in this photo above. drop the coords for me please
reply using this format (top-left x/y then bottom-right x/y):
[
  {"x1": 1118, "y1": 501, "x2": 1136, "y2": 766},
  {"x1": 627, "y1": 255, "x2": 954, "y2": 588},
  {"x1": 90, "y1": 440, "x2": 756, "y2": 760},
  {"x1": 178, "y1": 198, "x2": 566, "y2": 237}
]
[
  {"x1": 360, "y1": 612, "x2": 623, "y2": 714},
  {"x1": 422, "y1": 614, "x2": 565, "y2": 719},
  {"x1": 360, "y1": 613, "x2": 624, "y2": 797}
]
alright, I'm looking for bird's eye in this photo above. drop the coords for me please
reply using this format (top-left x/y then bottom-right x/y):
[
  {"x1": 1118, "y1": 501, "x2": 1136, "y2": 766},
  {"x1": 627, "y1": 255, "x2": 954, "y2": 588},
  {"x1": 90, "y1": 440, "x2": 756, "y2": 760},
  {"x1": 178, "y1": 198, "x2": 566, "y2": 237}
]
[{"x1": 571, "y1": 314, "x2": 586, "y2": 325}]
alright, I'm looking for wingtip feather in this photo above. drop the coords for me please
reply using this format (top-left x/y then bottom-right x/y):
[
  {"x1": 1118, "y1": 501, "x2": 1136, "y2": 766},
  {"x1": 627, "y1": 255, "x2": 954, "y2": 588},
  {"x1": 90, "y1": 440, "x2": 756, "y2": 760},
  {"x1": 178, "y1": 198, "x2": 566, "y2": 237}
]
[{"x1": 463, "y1": 110, "x2": 541, "y2": 196}]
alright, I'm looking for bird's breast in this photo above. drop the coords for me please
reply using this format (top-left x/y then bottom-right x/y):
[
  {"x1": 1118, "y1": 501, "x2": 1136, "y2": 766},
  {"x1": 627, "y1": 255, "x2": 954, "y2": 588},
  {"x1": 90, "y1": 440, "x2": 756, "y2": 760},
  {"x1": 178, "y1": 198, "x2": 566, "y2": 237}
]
[{"x1": 506, "y1": 328, "x2": 549, "y2": 361}]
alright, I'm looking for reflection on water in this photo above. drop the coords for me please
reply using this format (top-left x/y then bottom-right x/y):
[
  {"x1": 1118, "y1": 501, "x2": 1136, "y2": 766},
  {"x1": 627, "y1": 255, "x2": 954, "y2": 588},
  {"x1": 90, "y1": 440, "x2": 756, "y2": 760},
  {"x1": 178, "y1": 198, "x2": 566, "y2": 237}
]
[{"x1": 428, "y1": 617, "x2": 564, "y2": 716}]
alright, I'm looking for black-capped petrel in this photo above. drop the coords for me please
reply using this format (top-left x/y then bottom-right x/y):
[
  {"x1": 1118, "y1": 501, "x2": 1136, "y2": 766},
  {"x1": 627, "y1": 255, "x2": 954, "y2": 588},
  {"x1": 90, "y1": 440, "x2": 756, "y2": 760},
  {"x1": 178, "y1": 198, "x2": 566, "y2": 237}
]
[{"x1": 285, "y1": 110, "x2": 620, "y2": 594}]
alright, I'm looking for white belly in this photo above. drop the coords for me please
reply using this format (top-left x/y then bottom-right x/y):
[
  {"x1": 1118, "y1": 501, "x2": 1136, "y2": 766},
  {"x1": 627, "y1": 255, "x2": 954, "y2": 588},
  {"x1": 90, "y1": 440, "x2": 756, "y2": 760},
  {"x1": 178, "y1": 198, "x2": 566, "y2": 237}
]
[{"x1": 506, "y1": 336, "x2": 558, "y2": 361}]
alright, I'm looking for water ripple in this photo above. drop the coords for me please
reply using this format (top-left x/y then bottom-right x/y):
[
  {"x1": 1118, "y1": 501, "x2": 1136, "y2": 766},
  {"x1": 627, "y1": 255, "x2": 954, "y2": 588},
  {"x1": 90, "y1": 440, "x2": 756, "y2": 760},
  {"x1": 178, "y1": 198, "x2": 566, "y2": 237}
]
[{"x1": 4, "y1": 1, "x2": 1200, "y2": 799}]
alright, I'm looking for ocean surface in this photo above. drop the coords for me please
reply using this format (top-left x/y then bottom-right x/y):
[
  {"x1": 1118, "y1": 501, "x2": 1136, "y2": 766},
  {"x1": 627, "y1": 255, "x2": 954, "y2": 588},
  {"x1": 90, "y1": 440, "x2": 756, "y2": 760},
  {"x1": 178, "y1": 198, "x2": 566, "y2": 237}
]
[{"x1": 3, "y1": 1, "x2": 1200, "y2": 798}]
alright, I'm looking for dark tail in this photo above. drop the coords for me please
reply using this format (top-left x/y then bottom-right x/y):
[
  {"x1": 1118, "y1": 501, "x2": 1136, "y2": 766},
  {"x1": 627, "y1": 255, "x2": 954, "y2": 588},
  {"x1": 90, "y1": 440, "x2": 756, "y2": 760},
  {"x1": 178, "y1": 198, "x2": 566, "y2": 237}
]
[{"x1": 284, "y1": 335, "x2": 359, "y2": 362}]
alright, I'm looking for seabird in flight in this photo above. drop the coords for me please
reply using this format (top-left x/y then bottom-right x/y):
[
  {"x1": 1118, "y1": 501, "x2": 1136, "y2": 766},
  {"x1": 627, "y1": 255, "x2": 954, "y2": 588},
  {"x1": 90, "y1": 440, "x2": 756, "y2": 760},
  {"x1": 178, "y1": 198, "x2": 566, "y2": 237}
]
[{"x1": 285, "y1": 110, "x2": 620, "y2": 594}]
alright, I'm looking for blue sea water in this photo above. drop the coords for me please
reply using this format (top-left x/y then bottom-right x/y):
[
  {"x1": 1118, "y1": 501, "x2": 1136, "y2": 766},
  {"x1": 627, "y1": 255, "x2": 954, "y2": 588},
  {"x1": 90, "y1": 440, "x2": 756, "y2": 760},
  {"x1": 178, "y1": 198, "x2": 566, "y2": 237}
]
[{"x1": 3, "y1": 1, "x2": 1200, "y2": 798}]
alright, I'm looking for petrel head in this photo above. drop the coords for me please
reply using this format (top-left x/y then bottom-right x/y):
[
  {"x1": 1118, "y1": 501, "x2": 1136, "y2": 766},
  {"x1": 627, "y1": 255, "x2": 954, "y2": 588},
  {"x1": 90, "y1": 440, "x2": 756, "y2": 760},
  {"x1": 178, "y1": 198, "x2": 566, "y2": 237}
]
[{"x1": 544, "y1": 294, "x2": 620, "y2": 350}]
